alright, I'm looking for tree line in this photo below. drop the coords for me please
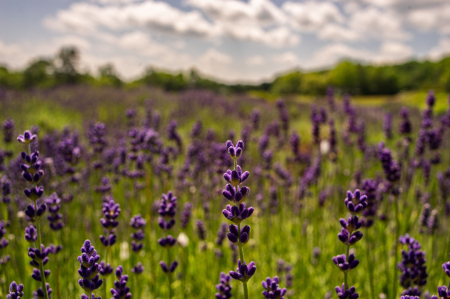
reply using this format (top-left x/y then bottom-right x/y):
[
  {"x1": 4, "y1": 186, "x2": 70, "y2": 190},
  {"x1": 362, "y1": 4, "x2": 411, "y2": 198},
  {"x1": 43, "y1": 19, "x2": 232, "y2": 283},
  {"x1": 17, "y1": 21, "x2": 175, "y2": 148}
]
[{"x1": 1, "y1": 46, "x2": 449, "y2": 95}]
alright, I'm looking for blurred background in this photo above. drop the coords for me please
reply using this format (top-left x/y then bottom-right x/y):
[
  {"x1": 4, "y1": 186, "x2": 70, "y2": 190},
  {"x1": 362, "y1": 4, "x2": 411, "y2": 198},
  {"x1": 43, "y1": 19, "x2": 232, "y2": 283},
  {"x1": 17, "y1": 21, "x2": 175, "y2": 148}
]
[{"x1": 0, "y1": 0, "x2": 449, "y2": 95}]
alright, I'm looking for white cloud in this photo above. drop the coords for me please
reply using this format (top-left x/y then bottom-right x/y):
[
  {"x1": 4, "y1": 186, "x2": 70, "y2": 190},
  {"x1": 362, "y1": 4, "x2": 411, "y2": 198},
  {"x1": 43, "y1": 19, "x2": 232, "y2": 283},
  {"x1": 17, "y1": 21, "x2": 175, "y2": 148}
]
[
  {"x1": 246, "y1": 55, "x2": 264, "y2": 66},
  {"x1": 44, "y1": 1, "x2": 217, "y2": 37},
  {"x1": 406, "y1": 3, "x2": 450, "y2": 34},
  {"x1": 282, "y1": 1, "x2": 344, "y2": 32},
  {"x1": 308, "y1": 41, "x2": 413, "y2": 68},
  {"x1": 348, "y1": 7, "x2": 411, "y2": 40},
  {"x1": 428, "y1": 38, "x2": 450, "y2": 60},
  {"x1": 198, "y1": 48, "x2": 232, "y2": 65},
  {"x1": 318, "y1": 24, "x2": 359, "y2": 41},
  {"x1": 186, "y1": 0, "x2": 286, "y2": 26},
  {"x1": 273, "y1": 52, "x2": 300, "y2": 65}
]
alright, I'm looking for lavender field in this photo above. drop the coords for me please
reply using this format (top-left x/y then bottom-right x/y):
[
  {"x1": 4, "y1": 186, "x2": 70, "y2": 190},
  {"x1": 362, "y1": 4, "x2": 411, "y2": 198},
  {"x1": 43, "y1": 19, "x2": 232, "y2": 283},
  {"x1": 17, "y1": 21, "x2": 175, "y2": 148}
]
[{"x1": 1, "y1": 86, "x2": 450, "y2": 299}]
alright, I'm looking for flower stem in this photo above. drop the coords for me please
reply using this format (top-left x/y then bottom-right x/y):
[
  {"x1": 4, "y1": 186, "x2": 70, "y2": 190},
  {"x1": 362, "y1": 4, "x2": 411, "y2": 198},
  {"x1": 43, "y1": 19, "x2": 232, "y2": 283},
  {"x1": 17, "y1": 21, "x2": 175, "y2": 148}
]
[
  {"x1": 344, "y1": 243, "x2": 350, "y2": 291},
  {"x1": 242, "y1": 282, "x2": 249, "y2": 299},
  {"x1": 35, "y1": 212, "x2": 49, "y2": 299},
  {"x1": 366, "y1": 230, "x2": 375, "y2": 299},
  {"x1": 393, "y1": 193, "x2": 400, "y2": 299},
  {"x1": 168, "y1": 248, "x2": 173, "y2": 299},
  {"x1": 237, "y1": 223, "x2": 248, "y2": 299}
]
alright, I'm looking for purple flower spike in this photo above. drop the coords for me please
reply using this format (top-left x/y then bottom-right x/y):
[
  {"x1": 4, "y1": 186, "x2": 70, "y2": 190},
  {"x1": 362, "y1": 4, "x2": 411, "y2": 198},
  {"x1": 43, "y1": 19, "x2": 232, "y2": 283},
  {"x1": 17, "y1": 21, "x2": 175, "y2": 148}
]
[
  {"x1": 81, "y1": 294, "x2": 102, "y2": 299},
  {"x1": 261, "y1": 276, "x2": 287, "y2": 299},
  {"x1": 223, "y1": 166, "x2": 250, "y2": 187},
  {"x1": 222, "y1": 184, "x2": 250, "y2": 204},
  {"x1": 131, "y1": 262, "x2": 144, "y2": 274},
  {"x1": 77, "y1": 240, "x2": 103, "y2": 297},
  {"x1": 215, "y1": 272, "x2": 232, "y2": 299},
  {"x1": 443, "y1": 260, "x2": 450, "y2": 278},
  {"x1": 229, "y1": 259, "x2": 256, "y2": 283},
  {"x1": 227, "y1": 224, "x2": 250, "y2": 246},
  {"x1": 7, "y1": 281, "x2": 24, "y2": 299},
  {"x1": 159, "y1": 261, "x2": 168, "y2": 273},
  {"x1": 335, "y1": 283, "x2": 359, "y2": 299},
  {"x1": 345, "y1": 190, "x2": 368, "y2": 215},
  {"x1": 438, "y1": 286, "x2": 450, "y2": 299},
  {"x1": 226, "y1": 140, "x2": 244, "y2": 159},
  {"x1": 332, "y1": 254, "x2": 360, "y2": 272},
  {"x1": 24, "y1": 186, "x2": 45, "y2": 201},
  {"x1": 34, "y1": 284, "x2": 52, "y2": 299},
  {"x1": 339, "y1": 216, "x2": 363, "y2": 233},
  {"x1": 99, "y1": 261, "x2": 113, "y2": 276},
  {"x1": 24, "y1": 225, "x2": 37, "y2": 243},
  {"x1": 400, "y1": 296, "x2": 420, "y2": 299},
  {"x1": 17, "y1": 130, "x2": 37, "y2": 144},
  {"x1": 222, "y1": 203, "x2": 254, "y2": 224},
  {"x1": 110, "y1": 266, "x2": 131, "y2": 299}
]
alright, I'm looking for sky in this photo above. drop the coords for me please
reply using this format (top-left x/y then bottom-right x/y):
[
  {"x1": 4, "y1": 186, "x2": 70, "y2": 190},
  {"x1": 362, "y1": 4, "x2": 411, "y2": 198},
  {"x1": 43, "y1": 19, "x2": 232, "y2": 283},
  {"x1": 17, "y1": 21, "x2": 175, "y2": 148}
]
[{"x1": 0, "y1": 0, "x2": 449, "y2": 83}]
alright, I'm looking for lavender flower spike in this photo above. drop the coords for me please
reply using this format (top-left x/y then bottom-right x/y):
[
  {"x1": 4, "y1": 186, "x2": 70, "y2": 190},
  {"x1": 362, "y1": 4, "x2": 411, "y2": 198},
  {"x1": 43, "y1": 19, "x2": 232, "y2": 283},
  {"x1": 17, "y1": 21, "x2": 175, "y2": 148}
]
[
  {"x1": 215, "y1": 272, "x2": 233, "y2": 299},
  {"x1": 226, "y1": 140, "x2": 244, "y2": 160},
  {"x1": 77, "y1": 240, "x2": 103, "y2": 298},
  {"x1": 110, "y1": 266, "x2": 131, "y2": 299},
  {"x1": 335, "y1": 284, "x2": 359, "y2": 299},
  {"x1": 229, "y1": 259, "x2": 256, "y2": 282},
  {"x1": 344, "y1": 190, "x2": 367, "y2": 215},
  {"x1": 6, "y1": 281, "x2": 24, "y2": 299},
  {"x1": 261, "y1": 276, "x2": 287, "y2": 299}
]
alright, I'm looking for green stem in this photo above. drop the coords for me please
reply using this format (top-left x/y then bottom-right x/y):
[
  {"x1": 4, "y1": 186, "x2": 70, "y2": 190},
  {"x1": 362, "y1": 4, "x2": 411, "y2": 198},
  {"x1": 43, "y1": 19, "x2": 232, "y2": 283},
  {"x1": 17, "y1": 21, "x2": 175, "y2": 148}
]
[
  {"x1": 168, "y1": 249, "x2": 173, "y2": 299},
  {"x1": 103, "y1": 248, "x2": 108, "y2": 299},
  {"x1": 366, "y1": 230, "x2": 375, "y2": 299},
  {"x1": 344, "y1": 243, "x2": 350, "y2": 291},
  {"x1": 242, "y1": 282, "x2": 249, "y2": 299},
  {"x1": 393, "y1": 193, "x2": 400, "y2": 299}
]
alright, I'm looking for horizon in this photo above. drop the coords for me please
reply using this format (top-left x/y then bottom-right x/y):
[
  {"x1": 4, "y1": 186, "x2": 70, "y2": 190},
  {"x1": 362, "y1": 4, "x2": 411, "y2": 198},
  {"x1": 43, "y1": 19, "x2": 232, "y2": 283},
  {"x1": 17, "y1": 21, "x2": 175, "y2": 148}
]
[{"x1": 1, "y1": 0, "x2": 449, "y2": 84}]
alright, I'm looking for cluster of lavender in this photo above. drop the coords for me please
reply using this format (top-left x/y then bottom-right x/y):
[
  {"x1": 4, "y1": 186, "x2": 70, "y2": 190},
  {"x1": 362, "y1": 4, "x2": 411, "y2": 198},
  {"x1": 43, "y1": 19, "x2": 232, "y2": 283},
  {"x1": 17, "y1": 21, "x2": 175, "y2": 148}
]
[
  {"x1": 111, "y1": 266, "x2": 131, "y2": 299},
  {"x1": 261, "y1": 276, "x2": 287, "y2": 299},
  {"x1": 215, "y1": 272, "x2": 233, "y2": 299},
  {"x1": 332, "y1": 190, "x2": 367, "y2": 299},
  {"x1": 18, "y1": 130, "x2": 52, "y2": 299},
  {"x1": 310, "y1": 104, "x2": 327, "y2": 146},
  {"x1": 418, "y1": 204, "x2": 439, "y2": 235},
  {"x1": 45, "y1": 193, "x2": 63, "y2": 231},
  {"x1": 130, "y1": 214, "x2": 146, "y2": 274},
  {"x1": 158, "y1": 191, "x2": 178, "y2": 298},
  {"x1": 222, "y1": 140, "x2": 256, "y2": 298},
  {"x1": 1, "y1": 175, "x2": 11, "y2": 204},
  {"x1": 0, "y1": 220, "x2": 10, "y2": 264},
  {"x1": 276, "y1": 99, "x2": 289, "y2": 139},
  {"x1": 397, "y1": 235, "x2": 428, "y2": 296},
  {"x1": 276, "y1": 259, "x2": 294, "y2": 295},
  {"x1": 99, "y1": 197, "x2": 120, "y2": 248},
  {"x1": 77, "y1": 240, "x2": 103, "y2": 299},
  {"x1": 6, "y1": 282, "x2": 24, "y2": 299}
]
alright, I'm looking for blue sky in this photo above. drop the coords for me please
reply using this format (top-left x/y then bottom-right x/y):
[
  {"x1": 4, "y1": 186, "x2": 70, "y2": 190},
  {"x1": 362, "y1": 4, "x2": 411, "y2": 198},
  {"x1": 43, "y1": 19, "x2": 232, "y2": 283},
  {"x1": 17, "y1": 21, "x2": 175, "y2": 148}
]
[{"x1": 0, "y1": 0, "x2": 449, "y2": 83}]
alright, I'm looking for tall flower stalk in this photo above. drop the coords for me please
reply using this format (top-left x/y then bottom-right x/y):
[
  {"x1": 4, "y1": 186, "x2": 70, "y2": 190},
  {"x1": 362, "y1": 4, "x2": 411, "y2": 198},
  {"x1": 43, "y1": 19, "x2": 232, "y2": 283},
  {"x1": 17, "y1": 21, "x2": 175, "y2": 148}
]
[
  {"x1": 77, "y1": 240, "x2": 103, "y2": 299},
  {"x1": 158, "y1": 191, "x2": 178, "y2": 299},
  {"x1": 17, "y1": 130, "x2": 50, "y2": 299},
  {"x1": 378, "y1": 142, "x2": 401, "y2": 298},
  {"x1": 332, "y1": 189, "x2": 367, "y2": 299},
  {"x1": 222, "y1": 140, "x2": 256, "y2": 299}
]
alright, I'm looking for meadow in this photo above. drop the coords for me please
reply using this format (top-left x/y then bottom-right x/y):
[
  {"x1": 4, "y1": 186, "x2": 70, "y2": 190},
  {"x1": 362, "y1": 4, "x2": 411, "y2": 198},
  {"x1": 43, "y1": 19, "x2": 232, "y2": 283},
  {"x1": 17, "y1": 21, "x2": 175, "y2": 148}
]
[{"x1": 0, "y1": 85, "x2": 450, "y2": 299}]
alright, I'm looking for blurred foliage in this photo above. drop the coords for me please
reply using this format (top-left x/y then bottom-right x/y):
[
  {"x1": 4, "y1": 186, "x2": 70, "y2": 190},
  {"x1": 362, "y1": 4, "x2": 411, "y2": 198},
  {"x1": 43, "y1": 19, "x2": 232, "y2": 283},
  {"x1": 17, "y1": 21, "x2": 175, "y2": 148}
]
[{"x1": 1, "y1": 46, "x2": 450, "y2": 95}]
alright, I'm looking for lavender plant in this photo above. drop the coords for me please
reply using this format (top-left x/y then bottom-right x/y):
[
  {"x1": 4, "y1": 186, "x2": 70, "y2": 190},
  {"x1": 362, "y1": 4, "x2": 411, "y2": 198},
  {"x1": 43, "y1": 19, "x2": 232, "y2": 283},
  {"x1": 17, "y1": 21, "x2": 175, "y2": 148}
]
[
  {"x1": 158, "y1": 191, "x2": 178, "y2": 298},
  {"x1": 17, "y1": 130, "x2": 51, "y2": 299},
  {"x1": 77, "y1": 240, "x2": 103, "y2": 299},
  {"x1": 332, "y1": 189, "x2": 367, "y2": 299},
  {"x1": 111, "y1": 266, "x2": 131, "y2": 299},
  {"x1": 222, "y1": 140, "x2": 256, "y2": 299},
  {"x1": 6, "y1": 282, "x2": 24, "y2": 299}
]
